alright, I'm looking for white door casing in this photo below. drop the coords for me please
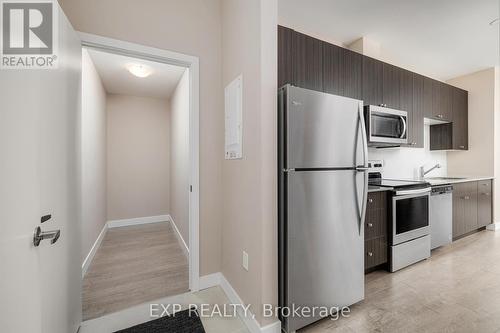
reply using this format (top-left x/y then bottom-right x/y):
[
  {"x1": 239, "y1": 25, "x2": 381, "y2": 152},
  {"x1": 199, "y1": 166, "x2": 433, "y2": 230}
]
[
  {"x1": 0, "y1": 3, "x2": 82, "y2": 333},
  {"x1": 79, "y1": 32, "x2": 201, "y2": 292}
]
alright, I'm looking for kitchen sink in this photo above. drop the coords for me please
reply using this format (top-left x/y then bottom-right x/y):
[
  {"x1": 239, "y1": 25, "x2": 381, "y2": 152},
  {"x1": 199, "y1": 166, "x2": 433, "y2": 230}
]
[{"x1": 426, "y1": 177, "x2": 467, "y2": 180}]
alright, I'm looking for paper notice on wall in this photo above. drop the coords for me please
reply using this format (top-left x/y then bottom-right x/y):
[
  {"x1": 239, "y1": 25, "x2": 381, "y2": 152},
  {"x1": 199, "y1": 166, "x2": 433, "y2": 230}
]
[{"x1": 225, "y1": 75, "x2": 243, "y2": 160}]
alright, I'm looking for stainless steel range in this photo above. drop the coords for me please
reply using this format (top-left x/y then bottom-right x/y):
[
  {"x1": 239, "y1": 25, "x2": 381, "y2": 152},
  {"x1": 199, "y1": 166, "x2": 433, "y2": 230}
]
[{"x1": 369, "y1": 172, "x2": 431, "y2": 272}]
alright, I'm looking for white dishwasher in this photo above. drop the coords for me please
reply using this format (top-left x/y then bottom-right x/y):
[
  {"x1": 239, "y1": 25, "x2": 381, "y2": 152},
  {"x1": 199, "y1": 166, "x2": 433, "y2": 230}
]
[{"x1": 430, "y1": 185, "x2": 453, "y2": 249}]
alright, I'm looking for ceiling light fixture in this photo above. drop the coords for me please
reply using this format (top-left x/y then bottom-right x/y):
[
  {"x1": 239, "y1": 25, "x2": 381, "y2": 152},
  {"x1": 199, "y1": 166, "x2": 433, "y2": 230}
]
[
  {"x1": 127, "y1": 64, "x2": 153, "y2": 78},
  {"x1": 489, "y1": 18, "x2": 499, "y2": 26}
]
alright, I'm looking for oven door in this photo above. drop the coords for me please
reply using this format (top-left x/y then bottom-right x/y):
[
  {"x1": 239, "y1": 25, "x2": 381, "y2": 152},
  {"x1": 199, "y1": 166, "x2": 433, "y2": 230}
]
[
  {"x1": 392, "y1": 190, "x2": 430, "y2": 245},
  {"x1": 367, "y1": 106, "x2": 408, "y2": 145}
]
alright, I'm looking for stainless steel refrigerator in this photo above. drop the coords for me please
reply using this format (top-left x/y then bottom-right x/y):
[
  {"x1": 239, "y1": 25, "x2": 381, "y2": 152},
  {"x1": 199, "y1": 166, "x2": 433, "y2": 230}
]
[{"x1": 278, "y1": 85, "x2": 368, "y2": 332}]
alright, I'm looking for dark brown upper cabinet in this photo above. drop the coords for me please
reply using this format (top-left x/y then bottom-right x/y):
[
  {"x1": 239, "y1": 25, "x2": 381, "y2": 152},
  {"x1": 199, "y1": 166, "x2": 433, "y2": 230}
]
[
  {"x1": 430, "y1": 86, "x2": 468, "y2": 151},
  {"x1": 429, "y1": 80, "x2": 453, "y2": 121},
  {"x1": 323, "y1": 43, "x2": 362, "y2": 100},
  {"x1": 278, "y1": 25, "x2": 295, "y2": 88},
  {"x1": 362, "y1": 58, "x2": 402, "y2": 109},
  {"x1": 277, "y1": 26, "x2": 469, "y2": 152},
  {"x1": 430, "y1": 123, "x2": 452, "y2": 150},
  {"x1": 452, "y1": 88, "x2": 468, "y2": 150},
  {"x1": 362, "y1": 57, "x2": 383, "y2": 106},
  {"x1": 410, "y1": 73, "x2": 425, "y2": 148},
  {"x1": 382, "y1": 63, "x2": 401, "y2": 109},
  {"x1": 294, "y1": 31, "x2": 323, "y2": 91},
  {"x1": 422, "y1": 77, "x2": 433, "y2": 116}
]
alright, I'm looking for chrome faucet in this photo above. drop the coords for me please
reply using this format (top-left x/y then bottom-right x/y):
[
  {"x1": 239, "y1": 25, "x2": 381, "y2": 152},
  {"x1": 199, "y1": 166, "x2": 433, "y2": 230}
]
[{"x1": 419, "y1": 163, "x2": 441, "y2": 179}]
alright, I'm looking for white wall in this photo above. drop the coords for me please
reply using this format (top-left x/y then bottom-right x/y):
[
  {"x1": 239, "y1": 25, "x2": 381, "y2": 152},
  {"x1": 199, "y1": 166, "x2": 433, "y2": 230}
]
[
  {"x1": 495, "y1": 67, "x2": 500, "y2": 223},
  {"x1": 59, "y1": 0, "x2": 223, "y2": 275},
  {"x1": 81, "y1": 49, "x2": 107, "y2": 263},
  {"x1": 169, "y1": 69, "x2": 190, "y2": 246},
  {"x1": 447, "y1": 68, "x2": 496, "y2": 177},
  {"x1": 106, "y1": 94, "x2": 170, "y2": 221},
  {"x1": 221, "y1": 0, "x2": 278, "y2": 326},
  {"x1": 368, "y1": 125, "x2": 447, "y2": 179}
]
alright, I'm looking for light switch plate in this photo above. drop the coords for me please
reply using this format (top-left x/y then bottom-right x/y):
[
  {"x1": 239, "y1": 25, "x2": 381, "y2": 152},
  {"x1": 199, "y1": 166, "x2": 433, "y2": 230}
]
[{"x1": 242, "y1": 251, "x2": 249, "y2": 271}]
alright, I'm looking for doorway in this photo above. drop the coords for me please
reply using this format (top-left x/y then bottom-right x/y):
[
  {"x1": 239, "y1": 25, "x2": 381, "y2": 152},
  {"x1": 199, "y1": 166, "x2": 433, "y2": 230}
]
[{"x1": 79, "y1": 34, "x2": 200, "y2": 320}]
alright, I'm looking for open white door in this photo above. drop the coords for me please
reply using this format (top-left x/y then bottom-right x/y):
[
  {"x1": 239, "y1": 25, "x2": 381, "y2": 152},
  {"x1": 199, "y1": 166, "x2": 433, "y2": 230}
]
[{"x1": 0, "y1": 2, "x2": 82, "y2": 332}]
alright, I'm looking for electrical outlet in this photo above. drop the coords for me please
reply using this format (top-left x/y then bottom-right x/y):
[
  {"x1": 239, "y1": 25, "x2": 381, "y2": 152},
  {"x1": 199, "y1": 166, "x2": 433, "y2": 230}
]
[{"x1": 242, "y1": 251, "x2": 249, "y2": 271}]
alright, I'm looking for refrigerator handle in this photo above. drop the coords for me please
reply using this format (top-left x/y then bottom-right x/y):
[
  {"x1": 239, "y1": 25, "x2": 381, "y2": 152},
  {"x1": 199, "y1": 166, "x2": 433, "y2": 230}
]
[
  {"x1": 356, "y1": 102, "x2": 369, "y2": 234},
  {"x1": 359, "y1": 170, "x2": 368, "y2": 234},
  {"x1": 358, "y1": 102, "x2": 369, "y2": 168}
]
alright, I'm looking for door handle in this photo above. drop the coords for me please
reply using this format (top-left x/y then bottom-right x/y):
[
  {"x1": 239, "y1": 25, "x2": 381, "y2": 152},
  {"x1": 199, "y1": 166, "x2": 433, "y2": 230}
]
[
  {"x1": 399, "y1": 116, "x2": 407, "y2": 139},
  {"x1": 33, "y1": 226, "x2": 61, "y2": 247}
]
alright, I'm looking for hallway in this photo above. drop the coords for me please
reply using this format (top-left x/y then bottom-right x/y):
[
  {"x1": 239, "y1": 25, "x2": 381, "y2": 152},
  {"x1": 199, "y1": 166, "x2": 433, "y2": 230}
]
[{"x1": 82, "y1": 222, "x2": 189, "y2": 320}]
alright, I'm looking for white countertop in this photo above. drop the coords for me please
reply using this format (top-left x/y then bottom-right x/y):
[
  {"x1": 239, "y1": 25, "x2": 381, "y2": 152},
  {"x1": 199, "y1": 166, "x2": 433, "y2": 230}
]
[{"x1": 425, "y1": 176, "x2": 494, "y2": 186}]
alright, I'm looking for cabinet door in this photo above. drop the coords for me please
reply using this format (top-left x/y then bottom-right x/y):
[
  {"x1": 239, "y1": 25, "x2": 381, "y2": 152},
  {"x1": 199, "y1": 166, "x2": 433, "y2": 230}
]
[
  {"x1": 423, "y1": 77, "x2": 433, "y2": 118},
  {"x1": 322, "y1": 42, "x2": 341, "y2": 96},
  {"x1": 452, "y1": 189, "x2": 466, "y2": 239},
  {"x1": 453, "y1": 182, "x2": 478, "y2": 238},
  {"x1": 278, "y1": 26, "x2": 295, "y2": 88},
  {"x1": 410, "y1": 74, "x2": 424, "y2": 148},
  {"x1": 382, "y1": 63, "x2": 401, "y2": 109},
  {"x1": 339, "y1": 48, "x2": 362, "y2": 100},
  {"x1": 365, "y1": 192, "x2": 387, "y2": 240},
  {"x1": 362, "y1": 57, "x2": 383, "y2": 106},
  {"x1": 323, "y1": 44, "x2": 362, "y2": 99},
  {"x1": 478, "y1": 180, "x2": 492, "y2": 228},
  {"x1": 365, "y1": 237, "x2": 387, "y2": 270},
  {"x1": 452, "y1": 88, "x2": 468, "y2": 150},
  {"x1": 431, "y1": 80, "x2": 453, "y2": 121},
  {"x1": 294, "y1": 32, "x2": 323, "y2": 91},
  {"x1": 463, "y1": 192, "x2": 478, "y2": 233},
  {"x1": 430, "y1": 123, "x2": 452, "y2": 150},
  {"x1": 399, "y1": 69, "x2": 413, "y2": 146}
]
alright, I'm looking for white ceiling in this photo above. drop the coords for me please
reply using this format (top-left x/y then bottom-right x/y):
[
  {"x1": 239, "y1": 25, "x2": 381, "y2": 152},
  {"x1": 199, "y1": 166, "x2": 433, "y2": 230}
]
[
  {"x1": 279, "y1": 0, "x2": 499, "y2": 80},
  {"x1": 86, "y1": 48, "x2": 186, "y2": 100}
]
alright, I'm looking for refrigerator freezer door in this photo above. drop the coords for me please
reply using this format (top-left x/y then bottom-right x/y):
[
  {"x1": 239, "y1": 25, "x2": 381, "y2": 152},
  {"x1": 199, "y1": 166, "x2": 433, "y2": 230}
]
[
  {"x1": 285, "y1": 170, "x2": 365, "y2": 332},
  {"x1": 286, "y1": 86, "x2": 365, "y2": 169}
]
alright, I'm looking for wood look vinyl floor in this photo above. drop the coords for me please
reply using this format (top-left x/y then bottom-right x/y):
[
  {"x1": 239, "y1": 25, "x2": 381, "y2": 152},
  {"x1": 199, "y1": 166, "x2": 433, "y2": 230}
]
[
  {"x1": 300, "y1": 230, "x2": 500, "y2": 333},
  {"x1": 82, "y1": 222, "x2": 189, "y2": 321}
]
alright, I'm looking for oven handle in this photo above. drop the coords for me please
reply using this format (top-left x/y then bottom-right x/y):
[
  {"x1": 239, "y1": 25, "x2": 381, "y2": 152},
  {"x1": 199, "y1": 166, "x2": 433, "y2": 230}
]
[
  {"x1": 399, "y1": 116, "x2": 407, "y2": 139},
  {"x1": 395, "y1": 187, "x2": 431, "y2": 196}
]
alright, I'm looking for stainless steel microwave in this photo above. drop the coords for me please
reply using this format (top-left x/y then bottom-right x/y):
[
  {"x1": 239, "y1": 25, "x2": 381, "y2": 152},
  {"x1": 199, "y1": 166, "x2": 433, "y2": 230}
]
[{"x1": 364, "y1": 105, "x2": 408, "y2": 147}]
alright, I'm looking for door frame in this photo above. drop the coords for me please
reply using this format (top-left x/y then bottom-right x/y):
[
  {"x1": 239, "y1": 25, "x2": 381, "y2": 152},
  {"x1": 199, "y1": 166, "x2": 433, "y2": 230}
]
[{"x1": 79, "y1": 32, "x2": 200, "y2": 291}]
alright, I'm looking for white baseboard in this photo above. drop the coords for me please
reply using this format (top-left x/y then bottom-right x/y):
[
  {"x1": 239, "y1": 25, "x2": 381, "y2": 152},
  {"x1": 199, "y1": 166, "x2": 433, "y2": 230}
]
[
  {"x1": 199, "y1": 272, "x2": 281, "y2": 333},
  {"x1": 82, "y1": 224, "x2": 108, "y2": 278},
  {"x1": 83, "y1": 215, "x2": 170, "y2": 277},
  {"x1": 199, "y1": 272, "x2": 222, "y2": 290},
  {"x1": 167, "y1": 214, "x2": 189, "y2": 258},
  {"x1": 487, "y1": 222, "x2": 500, "y2": 231},
  {"x1": 107, "y1": 215, "x2": 169, "y2": 228}
]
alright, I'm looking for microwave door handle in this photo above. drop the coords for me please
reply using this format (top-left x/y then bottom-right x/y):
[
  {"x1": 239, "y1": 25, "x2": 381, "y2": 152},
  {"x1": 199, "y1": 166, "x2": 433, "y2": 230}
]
[{"x1": 400, "y1": 116, "x2": 407, "y2": 139}]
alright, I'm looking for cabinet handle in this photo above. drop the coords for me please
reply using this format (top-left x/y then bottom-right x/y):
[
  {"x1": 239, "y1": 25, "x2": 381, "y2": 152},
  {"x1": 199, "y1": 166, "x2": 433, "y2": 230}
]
[
  {"x1": 459, "y1": 146, "x2": 465, "y2": 149},
  {"x1": 367, "y1": 252, "x2": 373, "y2": 257},
  {"x1": 462, "y1": 195, "x2": 470, "y2": 200},
  {"x1": 367, "y1": 223, "x2": 373, "y2": 228},
  {"x1": 482, "y1": 183, "x2": 489, "y2": 186},
  {"x1": 436, "y1": 114, "x2": 443, "y2": 119},
  {"x1": 412, "y1": 142, "x2": 417, "y2": 146},
  {"x1": 481, "y1": 193, "x2": 490, "y2": 196},
  {"x1": 368, "y1": 198, "x2": 373, "y2": 203}
]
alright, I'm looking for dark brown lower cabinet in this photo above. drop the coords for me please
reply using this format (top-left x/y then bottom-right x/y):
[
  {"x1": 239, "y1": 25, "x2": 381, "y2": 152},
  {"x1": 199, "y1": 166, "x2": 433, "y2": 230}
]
[
  {"x1": 478, "y1": 180, "x2": 492, "y2": 228},
  {"x1": 452, "y1": 180, "x2": 492, "y2": 240},
  {"x1": 364, "y1": 192, "x2": 388, "y2": 271},
  {"x1": 365, "y1": 237, "x2": 387, "y2": 269}
]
